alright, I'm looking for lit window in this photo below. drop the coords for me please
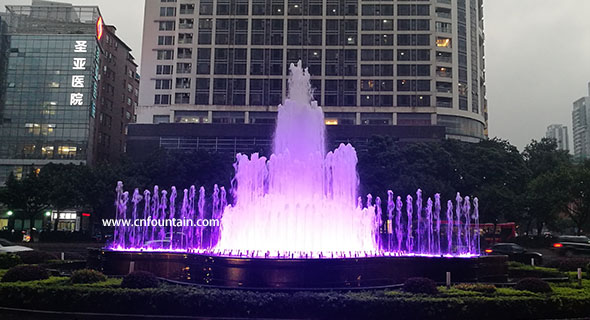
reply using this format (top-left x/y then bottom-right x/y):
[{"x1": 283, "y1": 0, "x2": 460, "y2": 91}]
[
  {"x1": 436, "y1": 38, "x2": 451, "y2": 47},
  {"x1": 325, "y1": 119, "x2": 338, "y2": 126}
]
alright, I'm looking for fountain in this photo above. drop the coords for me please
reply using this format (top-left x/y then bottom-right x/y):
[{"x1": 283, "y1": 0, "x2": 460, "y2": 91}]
[{"x1": 97, "y1": 62, "x2": 506, "y2": 287}]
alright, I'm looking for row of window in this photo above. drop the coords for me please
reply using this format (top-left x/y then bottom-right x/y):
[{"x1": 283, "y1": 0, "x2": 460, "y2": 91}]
[
  {"x1": 159, "y1": 18, "x2": 434, "y2": 32},
  {"x1": 159, "y1": 4, "x2": 432, "y2": 17},
  {"x1": 153, "y1": 62, "x2": 451, "y2": 78},
  {"x1": 153, "y1": 92, "x2": 455, "y2": 108}
]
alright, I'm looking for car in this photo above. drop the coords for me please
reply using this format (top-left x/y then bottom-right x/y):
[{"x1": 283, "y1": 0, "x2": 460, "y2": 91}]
[
  {"x1": 484, "y1": 243, "x2": 543, "y2": 265},
  {"x1": 0, "y1": 238, "x2": 33, "y2": 254},
  {"x1": 552, "y1": 235, "x2": 590, "y2": 256}
]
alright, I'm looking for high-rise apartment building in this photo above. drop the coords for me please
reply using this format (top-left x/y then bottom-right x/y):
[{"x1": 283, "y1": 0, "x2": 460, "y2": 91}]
[
  {"x1": 0, "y1": 1, "x2": 139, "y2": 185},
  {"x1": 135, "y1": 0, "x2": 487, "y2": 149},
  {"x1": 545, "y1": 124, "x2": 569, "y2": 151},
  {"x1": 572, "y1": 83, "x2": 590, "y2": 160}
]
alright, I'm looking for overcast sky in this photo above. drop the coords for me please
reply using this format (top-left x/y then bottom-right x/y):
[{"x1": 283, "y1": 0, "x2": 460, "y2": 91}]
[{"x1": 2, "y1": 0, "x2": 590, "y2": 151}]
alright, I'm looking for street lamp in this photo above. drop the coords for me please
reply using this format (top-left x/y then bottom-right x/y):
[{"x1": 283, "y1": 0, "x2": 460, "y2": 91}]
[
  {"x1": 6, "y1": 211, "x2": 13, "y2": 216},
  {"x1": 45, "y1": 211, "x2": 51, "y2": 217}
]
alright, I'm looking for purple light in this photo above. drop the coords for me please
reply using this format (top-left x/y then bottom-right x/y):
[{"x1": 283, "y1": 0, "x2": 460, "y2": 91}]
[{"x1": 109, "y1": 61, "x2": 481, "y2": 259}]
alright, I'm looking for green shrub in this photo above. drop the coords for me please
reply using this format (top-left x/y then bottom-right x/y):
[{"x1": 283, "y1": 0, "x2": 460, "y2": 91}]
[
  {"x1": 403, "y1": 277, "x2": 438, "y2": 294},
  {"x1": 1, "y1": 265, "x2": 49, "y2": 282},
  {"x1": 0, "y1": 254, "x2": 22, "y2": 269},
  {"x1": 121, "y1": 271, "x2": 159, "y2": 289},
  {"x1": 508, "y1": 262, "x2": 564, "y2": 279},
  {"x1": 513, "y1": 278, "x2": 552, "y2": 293},
  {"x1": 70, "y1": 269, "x2": 106, "y2": 284},
  {"x1": 454, "y1": 283, "x2": 497, "y2": 294},
  {"x1": 16, "y1": 251, "x2": 56, "y2": 264},
  {"x1": 557, "y1": 258, "x2": 590, "y2": 272}
]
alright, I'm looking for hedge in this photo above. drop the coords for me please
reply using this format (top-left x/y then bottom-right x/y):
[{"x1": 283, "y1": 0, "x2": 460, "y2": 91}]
[{"x1": 1, "y1": 281, "x2": 590, "y2": 319}]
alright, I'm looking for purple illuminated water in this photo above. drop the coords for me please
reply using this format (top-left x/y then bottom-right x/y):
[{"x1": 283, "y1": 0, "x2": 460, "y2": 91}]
[{"x1": 110, "y1": 61, "x2": 480, "y2": 258}]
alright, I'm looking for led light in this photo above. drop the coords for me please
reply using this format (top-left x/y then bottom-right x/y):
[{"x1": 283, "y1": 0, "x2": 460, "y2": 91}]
[{"x1": 7, "y1": 211, "x2": 13, "y2": 216}]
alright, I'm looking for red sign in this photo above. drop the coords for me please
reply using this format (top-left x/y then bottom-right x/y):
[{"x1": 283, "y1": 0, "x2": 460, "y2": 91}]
[
  {"x1": 82, "y1": 213, "x2": 91, "y2": 217},
  {"x1": 96, "y1": 16, "x2": 104, "y2": 40}
]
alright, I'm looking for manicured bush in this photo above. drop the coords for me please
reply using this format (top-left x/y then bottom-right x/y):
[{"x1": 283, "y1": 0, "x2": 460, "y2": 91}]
[
  {"x1": 0, "y1": 254, "x2": 22, "y2": 269},
  {"x1": 121, "y1": 271, "x2": 159, "y2": 289},
  {"x1": 556, "y1": 258, "x2": 590, "y2": 272},
  {"x1": 1, "y1": 265, "x2": 49, "y2": 282},
  {"x1": 16, "y1": 251, "x2": 56, "y2": 264},
  {"x1": 508, "y1": 262, "x2": 564, "y2": 279},
  {"x1": 454, "y1": 283, "x2": 496, "y2": 294},
  {"x1": 514, "y1": 278, "x2": 552, "y2": 293},
  {"x1": 403, "y1": 277, "x2": 438, "y2": 294},
  {"x1": 70, "y1": 269, "x2": 106, "y2": 284}
]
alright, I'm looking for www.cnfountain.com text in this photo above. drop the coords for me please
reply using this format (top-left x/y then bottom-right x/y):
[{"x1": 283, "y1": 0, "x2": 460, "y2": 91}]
[{"x1": 102, "y1": 218, "x2": 220, "y2": 228}]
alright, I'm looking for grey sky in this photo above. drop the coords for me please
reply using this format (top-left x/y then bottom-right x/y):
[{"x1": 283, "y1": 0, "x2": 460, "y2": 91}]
[{"x1": 2, "y1": 0, "x2": 590, "y2": 151}]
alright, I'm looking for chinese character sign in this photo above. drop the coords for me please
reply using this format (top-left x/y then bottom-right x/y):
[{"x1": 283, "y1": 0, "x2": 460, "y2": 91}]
[{"x1": 70, "y1": 40, "x2": 88, "y2": 106}]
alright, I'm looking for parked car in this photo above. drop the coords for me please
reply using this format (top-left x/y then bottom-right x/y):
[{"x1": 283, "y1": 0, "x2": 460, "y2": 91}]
[
  {"x1": 484, "y1": 243, "x2": 543, "y2": 265},
  {"x1": 552, "y1": 235, "x2": 590, "y2": 256},
  {"x1": 0, "y1": 238, "x2": 33, "y2": 254}
]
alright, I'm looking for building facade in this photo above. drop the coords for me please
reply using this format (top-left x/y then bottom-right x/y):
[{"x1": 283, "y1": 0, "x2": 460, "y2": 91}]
[
  {"x1": 572, "y1": 83, "x2": 590, "y2": 160},
  {"x1": 137, "y1": 0, "x2": 487, "y2": 144},
  {"x1": 545, "y1": 124, "x2": 569, "y2": 152},
  {"x1": 0, "y1": 1, "x2": 138, "y2": 185}
]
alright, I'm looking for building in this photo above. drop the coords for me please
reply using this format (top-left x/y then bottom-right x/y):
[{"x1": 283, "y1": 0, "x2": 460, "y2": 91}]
[
  {"x1": 0, "y1": 0, "x2": 139, "y2": 186},
  {"x1": 134, "y1": 0, "x2": 487, "y2": 153},
  {"x1": 572, "y1": 83, "x2": 590, "y2": 160},
  {"x1": 545, "y1": 124, "x2": 569, "y2": 151}
]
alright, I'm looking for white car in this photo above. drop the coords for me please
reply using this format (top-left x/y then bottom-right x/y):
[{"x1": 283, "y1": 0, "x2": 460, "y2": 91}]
[{"x1": 0, "y1": 238, "x2": 33, "y2": 253}]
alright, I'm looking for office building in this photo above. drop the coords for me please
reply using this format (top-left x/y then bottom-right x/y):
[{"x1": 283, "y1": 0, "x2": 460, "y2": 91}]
[
  {"x1": 0, "y1": 1, "x2": 139, "y2": 185},
  {"x1": 133, "y1": 0, "x2": 487, "y2": 153},
  {"x1": 545, "y1": 124, "x2": 569, "y2": 151},
  {"x1": 572, "y1": 83, "x2": 590, "y2": 160}
]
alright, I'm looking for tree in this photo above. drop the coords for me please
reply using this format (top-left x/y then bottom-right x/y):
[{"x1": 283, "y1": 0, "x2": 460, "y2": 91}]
[
  {"x1": 522, "y1": 138, "x2": 572, "y2": 234},
  {"x1": 40, "y1": 164, "x2": 89, "y2": 231},
  {"x1": 0, "y1": 170, "x2": 51, "y2": 238},
  {"x1": 558, "y1": 162, "x2": 590, "y2": 235}
]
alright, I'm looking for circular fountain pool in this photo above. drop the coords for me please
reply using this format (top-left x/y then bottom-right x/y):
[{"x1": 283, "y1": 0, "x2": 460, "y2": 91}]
[{"x1": 96, "y1": 62, "x2": 503, "y2": 288}]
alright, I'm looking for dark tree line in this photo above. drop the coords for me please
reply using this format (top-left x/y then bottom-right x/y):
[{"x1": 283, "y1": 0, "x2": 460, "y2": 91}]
[{"x1": 1, "y1": 137, "x2": 589, "y2": 235}]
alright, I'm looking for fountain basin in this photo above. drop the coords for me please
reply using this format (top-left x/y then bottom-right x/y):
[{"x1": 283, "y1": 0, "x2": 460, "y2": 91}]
[{"x1": 92, "y1": 249, "x2": 507, "y2": 288}]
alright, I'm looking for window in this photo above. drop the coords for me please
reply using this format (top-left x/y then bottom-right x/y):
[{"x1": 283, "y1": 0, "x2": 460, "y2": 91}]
[
  {"x1": 157, "y1": 35, "x2": 174, "y2": 45},
  {"x1": 179, "y1": 18, "x2": 194, "y2": 29},
  {"x1": 436, "y1": 37, "x2": 452, "y2": 47},
  {"x1": 158, "y1": 21, "x2": 175, "y2": 31},
  {"x1": 154, "y1": 94, "x2": 171, "y2": 104},
  {"x1": 155, "y1": 79, "x2": 172, "y2": 89},
  {"x1": 436, "y1": 66, "x2": 452, "y2": 78},
  {"x1": 176, "y1": 78, "x2": 191, "y2": 89},
  {"x1": 160, "y1": 7, "x2": 176, "y2": 16},
  {"x1": 398, "y1": 19, "x2": 430, "y2": 31},
  {"x1": 177, "y1": 62, "x2": 192, "y2": 74},
  {"x1": 153, "y1": 115, "x2": 170, "y2": 124},
  {"x1": 178, "y1": 33, "x2": 193, "y2": 44},
  {"x1": 156, "y1": 65, "x2": 173, "y2": 74},
  {"x1": 157, "y1": 50, "x2": 174, "y2": 60},
  {"x1": 436, "y1": 21, "x2": 452, "y2": 33},
  {"x1": 175, "y1": 111, "x2": 208, "y2": 123},
  {"x1": 180, "y1": 4, "x2": 195, "y2": 14},
  {"x1": 175, "y1": 93, "x2": 191, "y2": 104},
  {"x1": 397, "y1": 34, "x2": 430, "y2": 46},
  {"x1": 398, "y1": 4, "x2": 430, "y2": 16},
  {"x1": 177, "y1": 48, "x2": 192, "y2": 59}
]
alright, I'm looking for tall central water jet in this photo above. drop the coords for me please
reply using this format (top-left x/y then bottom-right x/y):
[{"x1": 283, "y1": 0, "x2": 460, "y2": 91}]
[{"x1": 215, "y1": 62, "x2": 376, "y2": 253}]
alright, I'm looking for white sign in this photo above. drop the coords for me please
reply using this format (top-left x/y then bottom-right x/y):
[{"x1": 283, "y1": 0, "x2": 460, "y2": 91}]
[
  {"x1": 72, "y1": 58, "x2": 87, "y2": 70},
  {"x1": 74, "y1": 41, "x2": 88, "y2": 53},
  {"x1": 70, "y1": 93, "x2": 84, "y2": 105},
  {"x1": 72, "y1": 75, "x2": 85, "y2": 88},
  {"x1": 70, "y1": 40, "x2": 88, "y2": 106}
]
